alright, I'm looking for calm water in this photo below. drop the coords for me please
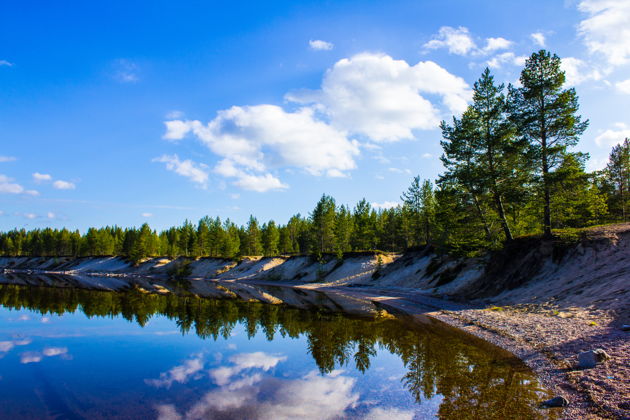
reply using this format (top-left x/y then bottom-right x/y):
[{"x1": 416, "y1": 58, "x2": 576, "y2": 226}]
[{"x1": 0, "y1": 282, "x2": 554, "y2": 419}]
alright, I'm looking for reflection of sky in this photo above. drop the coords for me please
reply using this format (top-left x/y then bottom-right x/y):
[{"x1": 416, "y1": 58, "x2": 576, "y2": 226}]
[{"x1": 0, "y1": 307, "x2": 439, "y2": 419}]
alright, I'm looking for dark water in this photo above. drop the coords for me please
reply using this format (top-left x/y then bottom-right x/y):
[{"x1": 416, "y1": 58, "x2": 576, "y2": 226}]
[{"x1": 0, "y1": 282, "x2": 555, "y2": 419}]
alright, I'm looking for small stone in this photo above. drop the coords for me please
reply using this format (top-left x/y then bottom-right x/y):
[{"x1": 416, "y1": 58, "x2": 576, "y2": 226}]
[
  {"x1": 622, "y1": 324, "x2": 630, "y2": 331},
  {"x1": 541, "y1": 396, "x2": 569, "y2": 408},
  {"x1": 578, "y1": 349, "x2": 611, "y2": 369}
]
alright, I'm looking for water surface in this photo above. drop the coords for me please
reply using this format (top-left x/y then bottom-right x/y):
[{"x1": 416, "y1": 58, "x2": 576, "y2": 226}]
[{"x1": 0, "y1": 282, "x2": 554, "y2": 419}]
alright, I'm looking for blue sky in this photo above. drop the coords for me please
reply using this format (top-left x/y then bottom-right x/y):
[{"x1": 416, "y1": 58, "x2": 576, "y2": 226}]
[{"x1": 2, "y1": 0, "x2": 630, "y2": 231}]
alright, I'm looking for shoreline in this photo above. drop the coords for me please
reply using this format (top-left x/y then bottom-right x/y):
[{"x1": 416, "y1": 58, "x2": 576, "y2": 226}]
[{"x1": 296, "y1": 283, "x2": 625, "y2": 420}]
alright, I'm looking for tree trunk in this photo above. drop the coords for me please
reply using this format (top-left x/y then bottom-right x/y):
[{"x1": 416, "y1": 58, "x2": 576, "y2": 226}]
[
  {"x1": 471, "y1": 190, "x2": 493, "y2": 241},
  {"x1": 541, "y1": 134, "x2": 552, "y2": 238},
  {"x1": 494, "y1": 191, "x2": 513, "y2": 241}
]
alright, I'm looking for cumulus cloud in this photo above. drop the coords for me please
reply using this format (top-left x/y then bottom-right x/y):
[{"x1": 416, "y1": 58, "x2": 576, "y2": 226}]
[
  {"x1": 482, "y1": 37, "x2": 513, "y2": 53},
  {"x1": 0, "y1": 156, "x2": 16, "y2": 162},
  {"x1": 32, "y1": 172, "x2": 52, "y2": 182},
  {"x1": 530, "y1": 32, "x2": 546, "y2": 47},
  {"x1": 615, "y1": 79, "x2": 630, "y2": 94},
  {"x1": 141, "y1": 212, "x2": 153, "y2": 217},
  {"x1": 372, "y1": 201, "x2": 399, "y2": 209},
  {"x1": 424, "y1": 26, "x2": 512, "y2": 56},
  {"x1": 153, "y1": 154, "x2": 209, "y2": 188},
  {"x1": 486, "y1": 52, "x2": 527, "y2": 69},
  {"x1": 594, "y1": 122, "x2": 630, "y2": 148},
  {"x1": 287, "y1": 53, "x2": 471, "y2": 141},
  {"x1": 162, "y1": 53, "x2": 472, "y2": 190},
  {"x1": 424, "y1": 26, "x2": 477, "y2": 55},
  {"x1": 164, "y1": 105, "x2": 358, "y2": 190},
  {"x1": 309, "y1": 40, "x2": 334, "y2": 51},
  {"x1": 561, "y1": 57, "x2": 603, "y2": 86},
  {"x1": 578, "y1": 0, "x2": 630, "y2": 66},
  {"x1": 52, "y1": 180, "x2": 76, "y2": 190},
  {"x1": 0, "y1": 175, "x2": 38, "y2": 196},
  {"x1": 146, "y1": 354, "x2": 205, "y2": 389}
]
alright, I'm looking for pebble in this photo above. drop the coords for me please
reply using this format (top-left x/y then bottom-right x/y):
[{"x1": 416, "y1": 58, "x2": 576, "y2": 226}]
[
  {"x1": 541, "y1": 396, "x2": 569, "y2": 408},
  {"x1": 578, "y1": 349, "x2": 611, "y2": 369}
]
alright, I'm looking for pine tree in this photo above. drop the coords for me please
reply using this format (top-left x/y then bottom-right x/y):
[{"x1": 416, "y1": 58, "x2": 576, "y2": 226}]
[
  {"x1": 509, "y1": 50, "x2": 588, "y2": 237},
  {"x1": 605, "y1": 138, "x2": 630, "y2": 221},
  {"x1": 310, "y1": 194, "x2": 337, "y2": 255}
]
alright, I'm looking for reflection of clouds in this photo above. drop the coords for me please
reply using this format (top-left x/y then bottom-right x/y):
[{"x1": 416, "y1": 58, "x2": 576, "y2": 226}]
[
  {"x1": 17, "y1": 314, "x2": 30, "y2": 321},
  {"x1": 0, "y1": 338, "x2": 32, "y2": 355},
  {"x1": 209, "y1": 351, "x2": 287, "y2": 386},
  {"x1": 146, "y1": 354, "x2": 204, "y2": 389},
  {"x1": 0, "y1": 341, "x2": 14, "y2": 352},
  {"x1": 43, "y1": 347, "x2": 68, "y2": 357},
  {"x1": 41, "y1": 316, "x2": 50, "y2": 323},
  {"x1": 19, "y1": 345, "x2": 70, "y2": 363},
  {"x1": 20, "y1": 351, "x2": 42, "y2": 364},
  {"x1": 157, "y1": 351, "x2": 360, "y2": 420},
  {"x1": 365, "y1": 407, "x2": 415, "y2": 420}
]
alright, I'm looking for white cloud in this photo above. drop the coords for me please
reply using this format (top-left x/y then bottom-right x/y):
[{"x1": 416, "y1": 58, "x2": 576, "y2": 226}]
[
  {"x1": 146, "y1": 355, "x2": 205, "y2": 389},
  {"x1": 141, "y1": 212, "x2": 153, "y2": 217},
  {"x1": 422, "y1": 152, "x2": 433, "y2": 158},
  {"x1": 578, "y1": 0, "x2": 630, "y2": 66},
  {"x1": 388, "y1": 167, "x2": 411, "y2": 174},
  {"x1": 615, "y1": 79, "x2": 630, "y2": 94},
  {"x1": 46, "y1": 212, "x2": 56, "y2": 219},
  {"x1": 287, "y1": 53, "x2": 471, "y2": 141},
  {"x1": 594, "y1": 122, "x2": 630, "y2": 148},
  {"x1": 309, "y1": 40, "x2": 334, "y2": 51},
  {"x1": 113, "y1": 59, "x2": 139, "y2": 83},
  {"x1": 371, "y1": 201, "x2": 399, "y2": 209},
  {"x1": 32, "y1": 172, "x2": 52, "y2": 182},
  {"x1": 424, "y1": 26, "x2": 476, "y2": 55},
  {"x1": 0, "y1": 175, "x2": 38, "y2": 196},
  {"x1": 561, "y1": 57, "x2": 603, "y2": 86},
  {"x1": 530, "y1": 32, "x2": 546, "y2": 47},
  {"x1": 23, "y1": 213, "x2": 37, "y2": 220},
  {"x1": 0, "y1": 156, "x2": 16, "y2": 162},
  {"x1": 52, "y1": 180, "x2": 76, "y2": 190},
  {"x1": 424, "y1": 26, "x2": 512, "y2": 56},
  {"x1": 0, "y1": 60, "x2": 13, "y2": 67},
  {"x1": 164, "y1": 105, "x2": 359, "y2": 190},
  {"x1": 165, "y1": 110, "x2": 184, "y2": 119},
  {"x1": 214, "y1": 159, "x2": 288, "y2": 192},
  {"x1": 482, "y1": 37, "x2": 513, "y2": 53},
  {"x1": 42, "y1": 347, "x2": 67, "y2": 357},
  {"x1": 153, "y1": 154, "x2": 209, "y2": 188},
  {"x1": 487, "y1": 52, "x2": 527, "y2": 69}
]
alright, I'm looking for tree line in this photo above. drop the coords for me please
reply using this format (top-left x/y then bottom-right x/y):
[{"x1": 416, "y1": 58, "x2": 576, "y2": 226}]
[{"x1": 1, "y1": 50, "x2": 629, "y2": 260}]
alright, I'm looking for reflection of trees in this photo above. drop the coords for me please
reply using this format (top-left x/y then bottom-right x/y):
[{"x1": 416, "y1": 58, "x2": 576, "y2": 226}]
[{"x1": 0, "y1": 284, "x2": 550, "y2": 419}]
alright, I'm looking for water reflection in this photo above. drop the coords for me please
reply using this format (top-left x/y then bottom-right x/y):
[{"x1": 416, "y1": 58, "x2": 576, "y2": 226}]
[{"x1": 0, "y1": 283, "x2": 555, "y2": 419}]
